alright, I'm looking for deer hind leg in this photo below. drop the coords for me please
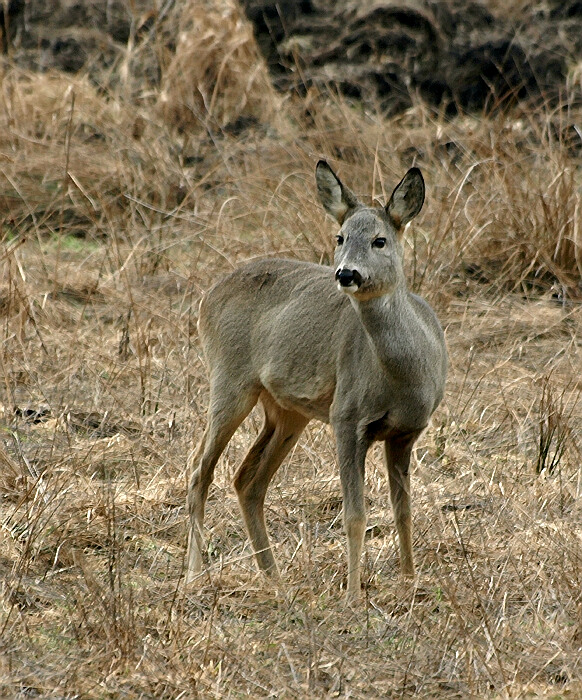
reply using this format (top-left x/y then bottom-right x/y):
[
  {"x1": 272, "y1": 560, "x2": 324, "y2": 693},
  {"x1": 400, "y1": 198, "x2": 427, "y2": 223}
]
[
  {"x1": 383, "y1": 432, "x2": 421, "y2": 578},
  {"x1": 234, "y1": 394, "x2": 308, "y2": 575},
  {"x1": 186, "y1": 379, "x2": 258, "y2": 582}
]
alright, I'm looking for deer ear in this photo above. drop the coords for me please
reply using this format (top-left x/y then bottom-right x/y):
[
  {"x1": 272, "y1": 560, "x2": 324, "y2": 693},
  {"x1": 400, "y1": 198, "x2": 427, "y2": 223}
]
[
  {"x1": 316, "y1": 160, "x2": 359, "y2": 224},
  {"x1": 386, "y1": 167, "x2": 425, "y2": 230}
]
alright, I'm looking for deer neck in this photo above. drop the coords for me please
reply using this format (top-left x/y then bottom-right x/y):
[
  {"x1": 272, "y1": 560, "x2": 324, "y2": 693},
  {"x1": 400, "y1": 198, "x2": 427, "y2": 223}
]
[{"x1": 350, "y1": 286, "x2": 421, "y2": 378}]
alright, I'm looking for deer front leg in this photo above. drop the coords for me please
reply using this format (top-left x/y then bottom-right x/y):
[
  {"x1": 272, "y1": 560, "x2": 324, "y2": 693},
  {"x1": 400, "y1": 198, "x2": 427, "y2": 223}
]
[
  {"x1": 334, "y1": 424, "x2": 369, "y2": 601},
  {"x1": 383, "y1": 431, "x2": 421, "y2": 578}
]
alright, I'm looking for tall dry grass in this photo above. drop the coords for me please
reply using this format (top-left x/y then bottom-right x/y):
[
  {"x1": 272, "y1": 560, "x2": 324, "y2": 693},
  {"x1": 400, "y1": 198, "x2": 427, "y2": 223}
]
[
  {"x1": 158, "y1": 0, "x2": 280, "y2": 132},
  {"x1": 0, "y1": 1, "x2": 581, "y2": 697}
]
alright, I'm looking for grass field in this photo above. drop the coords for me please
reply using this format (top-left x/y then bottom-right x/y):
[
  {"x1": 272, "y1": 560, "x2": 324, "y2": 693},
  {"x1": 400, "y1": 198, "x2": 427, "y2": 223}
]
[{"x1": 1, "y1": 2, "x2": 582, "y2": 697}]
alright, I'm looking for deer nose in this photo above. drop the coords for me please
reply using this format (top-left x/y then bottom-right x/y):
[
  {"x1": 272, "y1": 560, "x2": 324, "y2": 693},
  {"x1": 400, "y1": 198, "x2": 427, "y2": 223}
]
[{"x1": 335, "y1": 268, "x2": 362, "y2": 287}]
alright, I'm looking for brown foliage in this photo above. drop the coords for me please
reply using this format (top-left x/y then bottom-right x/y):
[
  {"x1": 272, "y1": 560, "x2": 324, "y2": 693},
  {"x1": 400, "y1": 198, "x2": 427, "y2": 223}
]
[{"x1": 158, "y1": 0, "x2": 279, "y2": 132}]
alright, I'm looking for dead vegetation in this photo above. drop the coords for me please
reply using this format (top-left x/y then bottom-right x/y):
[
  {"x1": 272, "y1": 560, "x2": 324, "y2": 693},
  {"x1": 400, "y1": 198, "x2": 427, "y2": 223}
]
[
  {"x1": 0, "y1": 1, "x2": 582, "y2": 698},
  {"x1": 158, "y1": 0, "x2": 280, "y2": 132}
]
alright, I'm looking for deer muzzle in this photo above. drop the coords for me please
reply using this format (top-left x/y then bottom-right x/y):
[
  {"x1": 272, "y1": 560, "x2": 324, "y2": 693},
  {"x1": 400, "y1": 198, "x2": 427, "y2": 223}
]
[{"x1": 335, "y1": 268, "x2": 363, "y2": 289}]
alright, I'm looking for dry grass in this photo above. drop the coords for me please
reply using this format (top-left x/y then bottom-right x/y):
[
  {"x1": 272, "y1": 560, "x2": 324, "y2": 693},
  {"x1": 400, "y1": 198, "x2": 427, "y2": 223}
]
[
  {"x1": 1, "y1": 2, "x2": 582, "y2": 697},
  {"x1": 158, "y1": 0, "x2": 280, "y2": 132}
]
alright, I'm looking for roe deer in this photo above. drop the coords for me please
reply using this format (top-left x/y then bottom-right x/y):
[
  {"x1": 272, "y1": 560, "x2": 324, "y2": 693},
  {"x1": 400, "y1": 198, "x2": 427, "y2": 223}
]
[{"x1": 186, "y1": 160, "x2": 447, "y2": 600}]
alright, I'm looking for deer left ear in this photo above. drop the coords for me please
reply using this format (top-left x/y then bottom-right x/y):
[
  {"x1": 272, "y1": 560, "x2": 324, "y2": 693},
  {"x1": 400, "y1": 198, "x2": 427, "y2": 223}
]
[{"x1": 386, "y1": 168, "x2": 425, "y2": 230}]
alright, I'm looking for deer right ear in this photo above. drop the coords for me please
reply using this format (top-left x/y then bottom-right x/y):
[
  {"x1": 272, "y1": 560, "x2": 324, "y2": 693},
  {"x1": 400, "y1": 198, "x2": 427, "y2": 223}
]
[{"x1": 316, "y1": 160, "x2": 359, "y2": 224}]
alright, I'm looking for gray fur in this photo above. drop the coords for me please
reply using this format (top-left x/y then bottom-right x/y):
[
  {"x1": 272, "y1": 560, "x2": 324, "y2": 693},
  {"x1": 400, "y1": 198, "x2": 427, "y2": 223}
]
[{"x1": 186, "y1": 161, "x2": 447, "y2": 600}]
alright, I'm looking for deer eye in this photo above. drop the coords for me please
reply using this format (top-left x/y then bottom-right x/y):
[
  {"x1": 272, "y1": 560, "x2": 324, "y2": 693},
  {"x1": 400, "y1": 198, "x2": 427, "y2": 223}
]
[
  {"x1": 336, "y1": 235, "x2": 344, "y2": 246},
  {"x1": 372, "y1": 237, "x2": 386, "y2": 249}
]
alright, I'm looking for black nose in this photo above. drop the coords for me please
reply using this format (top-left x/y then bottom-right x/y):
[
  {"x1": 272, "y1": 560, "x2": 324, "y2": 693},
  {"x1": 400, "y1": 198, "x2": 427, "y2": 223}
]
[{"x1": 335, "y1": 268, "x2": 362, "y2": 287}]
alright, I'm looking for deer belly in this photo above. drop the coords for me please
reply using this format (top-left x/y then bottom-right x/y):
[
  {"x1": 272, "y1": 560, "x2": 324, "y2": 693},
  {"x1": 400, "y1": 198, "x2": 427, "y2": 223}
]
[{"x1": 259, "y1": 370, "x2": 334, "y2": 422}]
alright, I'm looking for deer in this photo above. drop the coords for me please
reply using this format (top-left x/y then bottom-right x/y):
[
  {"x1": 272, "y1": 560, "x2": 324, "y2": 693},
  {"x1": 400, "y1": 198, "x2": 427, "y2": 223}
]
[{"x1": 186, "y1": 160, "x2": 447, "y2": 600}]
